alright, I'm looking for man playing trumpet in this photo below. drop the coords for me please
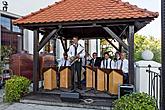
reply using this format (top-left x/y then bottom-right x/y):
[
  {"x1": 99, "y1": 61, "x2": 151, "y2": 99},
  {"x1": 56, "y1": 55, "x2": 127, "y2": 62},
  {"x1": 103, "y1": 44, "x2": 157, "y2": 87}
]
[{"x1": 68, "y1": 36, "x2": 85, "y2": 90}]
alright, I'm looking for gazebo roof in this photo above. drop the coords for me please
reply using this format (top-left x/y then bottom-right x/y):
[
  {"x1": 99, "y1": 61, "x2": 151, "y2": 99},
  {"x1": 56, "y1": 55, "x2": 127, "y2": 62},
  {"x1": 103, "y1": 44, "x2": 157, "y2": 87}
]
[{"x1": 14, "y1": 0, "x2": 158, "y2": 25}]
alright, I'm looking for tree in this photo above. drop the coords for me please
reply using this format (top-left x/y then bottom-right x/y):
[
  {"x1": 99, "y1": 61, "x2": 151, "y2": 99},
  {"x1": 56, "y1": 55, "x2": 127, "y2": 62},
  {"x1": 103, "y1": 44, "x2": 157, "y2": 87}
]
[
  {"x1": 100, "y1": 39, "x2": 113, "y2": 56},
  {"x1": 134, "y1": 34, "x2": 161, "y2": 63}
]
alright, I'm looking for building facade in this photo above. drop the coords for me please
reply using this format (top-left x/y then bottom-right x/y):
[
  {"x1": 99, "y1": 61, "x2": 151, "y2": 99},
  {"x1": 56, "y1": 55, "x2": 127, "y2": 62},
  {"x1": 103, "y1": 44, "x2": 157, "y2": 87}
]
[{"x1": 0, "y1": 10, "x2": 23, "y2": 54}]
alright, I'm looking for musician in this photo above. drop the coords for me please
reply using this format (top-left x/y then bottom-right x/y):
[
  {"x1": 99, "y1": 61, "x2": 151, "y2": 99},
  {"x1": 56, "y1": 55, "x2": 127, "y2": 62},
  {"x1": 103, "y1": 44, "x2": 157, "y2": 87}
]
[
  {"x1": 101, "y1": 52, "x2": 115, "y2": 69},
  {"x1": 68, "y1": 36, "x2": 85, "y2": 90},
  {"x1": 116, "y1": 52, "x2": 128, "y2": 84},
  {"x1": 59, "y1": 53, "x2": 70, "y2": 67},
  {"x1": 90, "y1": 52, "x2": 101, "y2": 67},
  {"x1": 114, "y1": 51, "x2": 120, "y2": 68}
]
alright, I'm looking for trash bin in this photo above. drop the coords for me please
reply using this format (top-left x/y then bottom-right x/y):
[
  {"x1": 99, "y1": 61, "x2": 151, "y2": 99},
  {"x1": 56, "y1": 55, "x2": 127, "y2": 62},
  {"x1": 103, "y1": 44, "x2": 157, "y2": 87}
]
[{"x1": 118, "y1": 84, "x2": 135, "y2": 98}]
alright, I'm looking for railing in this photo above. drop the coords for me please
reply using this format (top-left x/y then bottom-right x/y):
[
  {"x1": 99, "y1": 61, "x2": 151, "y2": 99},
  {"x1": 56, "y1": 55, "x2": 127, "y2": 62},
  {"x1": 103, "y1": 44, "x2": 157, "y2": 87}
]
[{"x1": 146, "y1": 65, "x2": 161, "y2": 109}]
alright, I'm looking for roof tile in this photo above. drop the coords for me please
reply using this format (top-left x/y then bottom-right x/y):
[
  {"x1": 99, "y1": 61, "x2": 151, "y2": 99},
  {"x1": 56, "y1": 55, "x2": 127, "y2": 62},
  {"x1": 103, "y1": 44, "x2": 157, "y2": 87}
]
[{"x1": 14, "y1": 0, "x2": 158, "y2": 25}]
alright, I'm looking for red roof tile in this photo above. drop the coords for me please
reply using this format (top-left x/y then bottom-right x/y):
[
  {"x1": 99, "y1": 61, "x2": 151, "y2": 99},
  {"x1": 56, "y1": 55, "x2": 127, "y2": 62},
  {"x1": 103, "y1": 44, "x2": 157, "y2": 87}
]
[{"x1": 14, "y1": 0, "x2": 159, "y2": 25}]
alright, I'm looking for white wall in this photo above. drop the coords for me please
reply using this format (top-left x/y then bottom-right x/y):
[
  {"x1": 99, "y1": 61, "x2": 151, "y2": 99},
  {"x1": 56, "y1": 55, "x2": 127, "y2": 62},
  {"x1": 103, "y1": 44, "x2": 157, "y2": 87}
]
[
  {"x1": 23, "y1": 30, "x2": 33, "y2": 54},
  {"x1": 135, "y1": 60, "x2": 161, "y2": 93},
  {"x1": 135, "y1": 60, "x2": 161, "y2": 108},
  {"x1": 89, "y1": 39, "x2": 100, "y2": 57},
  {"x1": 23, "y1": 29, "x2": 29, "y2": 51}
]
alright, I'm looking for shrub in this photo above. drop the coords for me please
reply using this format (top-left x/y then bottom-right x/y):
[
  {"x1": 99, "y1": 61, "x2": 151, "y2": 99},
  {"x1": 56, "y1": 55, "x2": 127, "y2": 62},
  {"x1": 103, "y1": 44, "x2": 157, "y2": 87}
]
[
  {"x1": 114, "y1": 92, "x2": 158, "y2": 110},
  {"x1": 4, "y1": 75, "x2": 31, "y2": 103}
]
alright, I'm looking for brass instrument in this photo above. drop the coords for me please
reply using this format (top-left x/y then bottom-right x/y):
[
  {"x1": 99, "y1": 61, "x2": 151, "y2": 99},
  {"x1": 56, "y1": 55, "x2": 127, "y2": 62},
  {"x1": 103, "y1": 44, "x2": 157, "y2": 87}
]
[{"x1": 69, "y1": 49, "x2": 84, "y2": 65}]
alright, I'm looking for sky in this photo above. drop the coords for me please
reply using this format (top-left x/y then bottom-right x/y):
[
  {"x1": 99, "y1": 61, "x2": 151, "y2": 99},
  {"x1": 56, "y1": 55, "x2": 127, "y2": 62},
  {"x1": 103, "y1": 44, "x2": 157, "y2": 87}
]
[{"x1": 0, "y1": 0, "x2": 161, "y2": 38}]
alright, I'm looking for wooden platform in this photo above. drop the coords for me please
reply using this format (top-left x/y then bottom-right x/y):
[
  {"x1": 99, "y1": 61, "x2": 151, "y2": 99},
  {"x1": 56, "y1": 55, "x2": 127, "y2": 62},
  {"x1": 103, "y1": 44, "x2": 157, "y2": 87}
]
[{"x1": 21, "y1": 89, "x2": 117, "y2": 110}]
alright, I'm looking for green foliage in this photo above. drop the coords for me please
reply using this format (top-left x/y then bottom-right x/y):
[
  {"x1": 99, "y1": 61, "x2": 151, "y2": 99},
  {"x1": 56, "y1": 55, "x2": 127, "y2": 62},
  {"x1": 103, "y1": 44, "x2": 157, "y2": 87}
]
[
  {"x1": 134, "y1": 34, "x2": 161, "y2": 63},
  {"x1": 0, "y1": 46, "x2": 14, "y2": 75},
  {"x1": 0, "y1": 61, "x2": 4, "y2": 75},
  {"x1": 100, "y1": 39, "x2": 113, "y2": 57},
  {"x1": 114, "y1": 92, "x2": 158, "y2": 110},
  {"x1": 1, "y1": 45, "x2": 14, "y2": 61},
  {"x1": 4, "y1": 75, "x2": 31, "y2": 103}
]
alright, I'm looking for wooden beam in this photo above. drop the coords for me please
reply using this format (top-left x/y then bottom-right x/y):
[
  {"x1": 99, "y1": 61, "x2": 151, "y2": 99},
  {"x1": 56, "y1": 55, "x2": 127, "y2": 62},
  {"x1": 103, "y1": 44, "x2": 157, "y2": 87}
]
[
  {"x1": 60, "y1": 37, "x2": 67, "y2": 52},
  {"x1": 39, "y1": 33, "x2": 48, "y2": 46},
  {"x1": 103, "y1": 27, "x2": 128, "y2": 50},
  {"x1": 17, "y1": 17, "x2": 154, "y2": 29},
  {"x1": 104, "y1": 37, "x2": 119, "y2": 51},
  {"x1": 38, "y1": 29, "x2": 58, "y2": 51},
  {"x1": 128, "y1": 25, "x2": 135, "y2": 84},
  {"x1": 33, "y1": 30, "x2": 39, "y2": 93},
  {"x1": 119, "y1": 25, "x2": 128, "y2": 38}
]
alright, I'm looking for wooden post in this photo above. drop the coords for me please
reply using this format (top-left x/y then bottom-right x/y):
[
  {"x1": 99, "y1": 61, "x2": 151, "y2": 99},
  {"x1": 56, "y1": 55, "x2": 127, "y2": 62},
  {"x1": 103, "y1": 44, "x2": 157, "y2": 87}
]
[
  {"x1": 33, "y1": 30, "x2": 39, "y2": 93},
  {"x1": 53, "y1": 36, "x2": 57, "y2": 65},
  {"x1": 128, "y1": 25, "x2": 134, "y2": 84},
  {"x1": 161, "y1": 0, "x2": 165, "y2": 109}
]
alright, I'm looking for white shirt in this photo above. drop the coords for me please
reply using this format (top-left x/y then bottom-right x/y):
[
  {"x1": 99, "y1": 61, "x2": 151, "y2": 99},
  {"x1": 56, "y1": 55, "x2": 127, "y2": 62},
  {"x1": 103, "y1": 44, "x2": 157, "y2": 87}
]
[
  {"x1": 116, "y1": 59, "x2": 128, "y2": 73},
  {"x1": 114, "y1": 59, "x2": 119, "y2": 69},
  {"x1": 101, "y1": 58, "x2": 115, "y2": 69},
  {"x1": 59, "y1": 58, "x2": 71, "y2": 67},
  {"x1": 68, "y1": 43, "x2": 85, "y2": 59}
]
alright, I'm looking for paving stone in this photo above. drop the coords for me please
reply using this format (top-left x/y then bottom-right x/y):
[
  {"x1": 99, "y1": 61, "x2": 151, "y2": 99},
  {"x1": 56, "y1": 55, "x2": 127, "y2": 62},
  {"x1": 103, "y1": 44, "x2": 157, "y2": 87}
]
[{"x1": 4, "y1": 103, "x2": 97, "y2": 110}]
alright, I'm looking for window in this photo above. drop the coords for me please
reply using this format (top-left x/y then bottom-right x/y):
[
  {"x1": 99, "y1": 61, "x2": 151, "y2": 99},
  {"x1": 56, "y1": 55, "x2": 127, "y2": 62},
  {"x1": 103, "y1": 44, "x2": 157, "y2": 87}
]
[
  {"x1": 12, "y1": 25, "x2": 21, "y2": 33},
  {"x1": 1, "y1": 16, "x2": 11, "y2": 31}
]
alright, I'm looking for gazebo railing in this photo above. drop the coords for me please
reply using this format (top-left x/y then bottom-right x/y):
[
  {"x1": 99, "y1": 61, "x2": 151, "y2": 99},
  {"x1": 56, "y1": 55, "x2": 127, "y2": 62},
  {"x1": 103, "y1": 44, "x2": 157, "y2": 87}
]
[{"x1": 146, "y1": 65, "x2": 161, "y2": 109}]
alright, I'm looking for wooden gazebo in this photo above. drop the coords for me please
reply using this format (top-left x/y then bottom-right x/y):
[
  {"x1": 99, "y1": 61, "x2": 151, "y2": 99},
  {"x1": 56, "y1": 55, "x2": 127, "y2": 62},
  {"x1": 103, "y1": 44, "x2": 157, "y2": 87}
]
[{"x1": 14, "y1": 0, "x2": 158, "y2": 93}]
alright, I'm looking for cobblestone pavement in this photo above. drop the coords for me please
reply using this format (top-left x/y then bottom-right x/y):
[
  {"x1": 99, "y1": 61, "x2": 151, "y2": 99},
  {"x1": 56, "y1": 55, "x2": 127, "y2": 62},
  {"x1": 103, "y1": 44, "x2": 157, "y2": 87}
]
[
  {"x1": 0, "y1": 88, "x2": 11, "y2": 110},
  {"x1": 3, "y1": 103, "x2": 96, "y2": 110}
]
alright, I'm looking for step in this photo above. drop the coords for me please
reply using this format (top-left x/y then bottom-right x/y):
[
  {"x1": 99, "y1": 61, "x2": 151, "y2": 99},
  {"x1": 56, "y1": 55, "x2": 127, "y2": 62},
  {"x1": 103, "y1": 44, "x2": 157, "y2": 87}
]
[{"x1": 20, "y1": 93, "x2": 115, "y2": 110}]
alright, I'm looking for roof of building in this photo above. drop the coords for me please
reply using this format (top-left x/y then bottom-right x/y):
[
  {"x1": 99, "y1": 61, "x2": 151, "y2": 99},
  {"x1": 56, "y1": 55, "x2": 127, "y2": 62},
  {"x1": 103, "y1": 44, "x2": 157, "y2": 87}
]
[
  {"x1": 0, "y1": 10, "x2": 21, "y2": 19},
  {"x1": 14, "y1": 0, "x2": 158, "y2": 25}
]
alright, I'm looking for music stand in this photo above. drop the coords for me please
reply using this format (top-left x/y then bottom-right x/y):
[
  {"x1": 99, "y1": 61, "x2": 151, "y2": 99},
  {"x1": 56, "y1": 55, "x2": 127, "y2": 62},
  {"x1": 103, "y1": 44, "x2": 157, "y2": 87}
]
[
  {"x1": 97, "y1": 68, "x2": 111, "y2": 93},
  {"x1": 59, "y1": 66, "x2": 71, "y2": 92},
  {"x1": 84, "y1": 60, "x2": 97, "y2": 93},
  {"x1": 97, "y1": 68, "x2": 123, "y2": 95}
]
